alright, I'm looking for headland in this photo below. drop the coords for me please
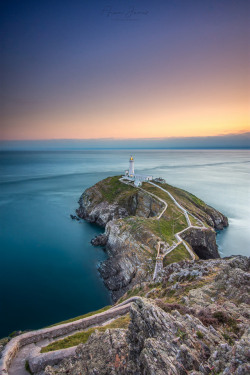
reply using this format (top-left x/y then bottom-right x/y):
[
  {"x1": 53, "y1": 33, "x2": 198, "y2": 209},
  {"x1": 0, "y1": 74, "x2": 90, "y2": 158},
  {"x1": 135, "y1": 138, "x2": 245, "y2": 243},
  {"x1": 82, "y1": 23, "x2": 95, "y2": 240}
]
[{"x1": 76, "y1": 171, "x2": 228, "y2": 301}]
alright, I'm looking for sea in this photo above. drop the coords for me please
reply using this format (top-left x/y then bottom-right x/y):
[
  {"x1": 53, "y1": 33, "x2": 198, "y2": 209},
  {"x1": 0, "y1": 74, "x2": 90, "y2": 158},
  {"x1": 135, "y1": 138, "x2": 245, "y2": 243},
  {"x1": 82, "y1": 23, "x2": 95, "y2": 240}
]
[{"x1": 0, "y1": 149, "x2": 249, "y2": 338}]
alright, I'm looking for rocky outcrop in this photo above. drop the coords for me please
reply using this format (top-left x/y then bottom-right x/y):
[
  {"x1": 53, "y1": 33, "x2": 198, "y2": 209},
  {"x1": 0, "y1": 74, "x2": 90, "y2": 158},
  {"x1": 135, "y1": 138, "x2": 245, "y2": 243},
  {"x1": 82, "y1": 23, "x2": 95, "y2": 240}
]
[
  {"x1": 99, "y1": 219, "x2": 158, "y2": 301},
  {"x1": 180, "y1": 227, "x2": 220, "y2": 259},
  {"x1": 44, "y1": 256, "x2": 250, "y2": 375},
  {"x1": 202, "y1": 204, "x2": 228, "y2": 230},
  {"x1": 91, "y1": 234, "x2": 108, "y2": 246},
  {"x1": 76, "y1": 177, "x2": 164, "y2": 226}
]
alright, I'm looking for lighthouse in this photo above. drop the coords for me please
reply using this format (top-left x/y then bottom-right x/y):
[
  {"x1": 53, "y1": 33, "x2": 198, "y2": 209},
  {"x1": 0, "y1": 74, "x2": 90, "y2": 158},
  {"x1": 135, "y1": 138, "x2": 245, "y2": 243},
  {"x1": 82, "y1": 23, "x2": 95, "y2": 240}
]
[
  {"x1": 129, "y1": 156, "x2": 134, "y2": 176},
  {"x1": 123, "y1": 156, "x2": 153, "y2": 186}
]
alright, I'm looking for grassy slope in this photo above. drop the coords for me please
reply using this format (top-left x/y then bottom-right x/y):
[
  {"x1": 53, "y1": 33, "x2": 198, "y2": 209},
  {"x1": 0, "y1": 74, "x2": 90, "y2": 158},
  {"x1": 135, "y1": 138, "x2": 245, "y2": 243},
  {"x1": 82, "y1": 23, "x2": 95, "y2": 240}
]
[
  {"x1": 41, "y1": 315, "x2": 130, "y2": 352},
  {"x1": 152, "y1": 181, "x2": 213, "y2": 225},
  {"x1": 123, "y1": 215, "x2": 186, "y2": 246},
  {"x1": 96, "y1": 176, "x2": 137, "y2": 204},
  {"x1": 163, "y1": 243, "x2": 192, "y2": 267}
]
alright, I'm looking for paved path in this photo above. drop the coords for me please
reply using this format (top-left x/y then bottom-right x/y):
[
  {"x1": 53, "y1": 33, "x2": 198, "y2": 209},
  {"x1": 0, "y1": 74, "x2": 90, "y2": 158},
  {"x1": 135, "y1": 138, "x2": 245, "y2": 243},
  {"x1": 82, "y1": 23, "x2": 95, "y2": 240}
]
[
  {"x1": 119, "y1": 177, "x2": 168, "y2": 220},
  {"x1": 147, "y1": 182, "x2": 209, "y2": 278},
  {"x1": 120, "y1": 178, "x2": 197, "y2": 278},
  {"x1": 8, "y1": 315, "x2": 122, "y2": 375},
  {"x1": 120, "y1": 178, "x2": 210, "y2": 279},
  {"x1": 4, "y1": 297, "x2": 139, "y2": 375}
]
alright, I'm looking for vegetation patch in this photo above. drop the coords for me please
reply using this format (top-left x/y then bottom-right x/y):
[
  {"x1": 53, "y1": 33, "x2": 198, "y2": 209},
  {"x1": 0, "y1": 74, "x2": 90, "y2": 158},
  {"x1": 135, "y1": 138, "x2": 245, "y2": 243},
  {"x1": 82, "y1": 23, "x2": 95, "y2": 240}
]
[
  {"x1": 222, "y1": 332, "x2": 234, "y2": 345},
  {"x1": 213, "y1": 311, "x2": 239, "y2": 334},
  {"x1": 196, "y1": 330, "x2": 204, "y2": 339},
  {"x1": 142, "y1": 183, "x2": 185, "y2": 217},
  {"x1": 118, "y1": 285, "x2": 146, "y2": 303},
  {"x1": 42, "y1": 315, "x2": 130, "y2": 352},
  {"x1": 147, "y1": 217, "x2": 186, "y2": 242},
  {"x1": 177, "y1": 328, "x2": 187, "y2": 340},
  {"x1": 152, "y1": 181, "x2": 212, "y2": 227},
  {"x1": 152, "y1": 278, "x2": 209, "y2": 304},
  {"x1": 98, "y1": 176, "x2": 137, "y2": 203},
  {"x1": 163, "y1": 243, "x2": 192, "y2": 267}
]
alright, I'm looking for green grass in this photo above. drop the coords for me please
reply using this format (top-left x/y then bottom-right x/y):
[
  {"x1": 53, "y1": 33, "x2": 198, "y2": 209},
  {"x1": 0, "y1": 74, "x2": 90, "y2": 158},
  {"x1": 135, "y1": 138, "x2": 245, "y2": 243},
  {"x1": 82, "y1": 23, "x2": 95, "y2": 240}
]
[
  {"x1": 47, "y1": 305, "x2": 111, "y2": 327},
  {"x1": 41, "y1": 315, "x2": 130, "y2": 352},
  {"x1": 147, "y1": 217, "x2": 186, "y2": 242},
  {"x1": 125, "y1": 215, "x2": 187, "y2": 245},
  {"x1": 177, "y1": 328, "x2": 187, "y2": 340},
  {"x1": 151, "y1": 181, "x2": 212, "y2": 226},
  {"x1": 98, "y1": 176, "x2": 136, "y2": 203},
  {"x1": 163, "y1": 243, "x2": 192, "y2": 267},
  {"x1": 142, "y1": 183, "x2": 184, "y2": 217},
  {"x1": 155, "y1": 181, "x2": 206, "y2": 209}
]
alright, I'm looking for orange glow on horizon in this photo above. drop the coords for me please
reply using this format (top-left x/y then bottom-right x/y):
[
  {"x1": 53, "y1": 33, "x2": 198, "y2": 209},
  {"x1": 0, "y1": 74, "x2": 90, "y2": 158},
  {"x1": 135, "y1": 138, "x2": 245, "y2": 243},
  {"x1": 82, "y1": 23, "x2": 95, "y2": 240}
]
[
  {"x1": 1, "y1": 103, "x2": 249, "y2": 141},
  {"x1": 1, "y1": 70, "x2": 249, "y2": 141}
]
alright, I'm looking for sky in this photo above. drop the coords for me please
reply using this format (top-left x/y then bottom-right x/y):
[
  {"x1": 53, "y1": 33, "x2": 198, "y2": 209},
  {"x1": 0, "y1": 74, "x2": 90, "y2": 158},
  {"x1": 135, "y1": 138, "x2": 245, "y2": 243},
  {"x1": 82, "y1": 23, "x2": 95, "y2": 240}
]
[{"x1": 0, "y1": 0, "x2": 249, "y2": 143}]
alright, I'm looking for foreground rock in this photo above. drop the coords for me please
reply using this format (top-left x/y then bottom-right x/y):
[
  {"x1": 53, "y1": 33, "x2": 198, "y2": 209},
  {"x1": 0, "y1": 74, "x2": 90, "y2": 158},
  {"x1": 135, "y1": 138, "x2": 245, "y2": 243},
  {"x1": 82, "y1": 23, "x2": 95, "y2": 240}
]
[{"x1": 44, "y1": 256, "x2": 249, "y2": 375}]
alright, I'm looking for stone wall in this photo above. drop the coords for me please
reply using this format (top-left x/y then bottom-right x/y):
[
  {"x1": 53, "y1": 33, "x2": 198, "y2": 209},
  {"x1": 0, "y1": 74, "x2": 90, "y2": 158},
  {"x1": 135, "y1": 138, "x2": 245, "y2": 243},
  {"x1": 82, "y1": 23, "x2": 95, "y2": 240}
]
[{"x1": 0, "y1": 299, "x2": 138, "y2": 374}]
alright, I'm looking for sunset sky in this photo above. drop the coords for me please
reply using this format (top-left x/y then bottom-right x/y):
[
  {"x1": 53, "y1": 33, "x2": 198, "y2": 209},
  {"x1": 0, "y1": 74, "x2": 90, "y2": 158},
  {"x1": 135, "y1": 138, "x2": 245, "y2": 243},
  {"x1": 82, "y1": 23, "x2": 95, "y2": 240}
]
[{"x1": 0, "y1": 0, "x2": 249, "y2": 141}]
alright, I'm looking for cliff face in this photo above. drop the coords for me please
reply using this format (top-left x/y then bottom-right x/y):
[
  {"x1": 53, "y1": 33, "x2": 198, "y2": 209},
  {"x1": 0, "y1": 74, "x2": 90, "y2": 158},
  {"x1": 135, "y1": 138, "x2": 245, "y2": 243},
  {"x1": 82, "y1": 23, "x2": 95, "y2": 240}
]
[
  {"x1": 180, "y1": 227, "x2": 219, "y2": 259},
  {"x1": 76, "y1": 176, "x2": 228, "y2": 300},
  {"x1": 44, "y1": 256, "x2": 250, "y2": 375},
  {"x1": 99, "y1": 218, "x2": 159, "y2": 300},
  {"x1": 76, "y1": 177, "x2": 164, "y2": 227}
]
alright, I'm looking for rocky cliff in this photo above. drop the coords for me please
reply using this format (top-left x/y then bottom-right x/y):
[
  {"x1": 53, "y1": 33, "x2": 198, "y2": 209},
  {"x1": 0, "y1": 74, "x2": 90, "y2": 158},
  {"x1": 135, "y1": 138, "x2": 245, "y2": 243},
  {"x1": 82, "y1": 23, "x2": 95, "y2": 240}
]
[
  {"x1": 44, "y1": 255, "x2": 250, "y2": 375},
  {"x1": 76, "y1": 176, "x2": 228, "y2": 301},
  {"x1": 76, "y1": 176, "x2": 165, "y2": 226}
]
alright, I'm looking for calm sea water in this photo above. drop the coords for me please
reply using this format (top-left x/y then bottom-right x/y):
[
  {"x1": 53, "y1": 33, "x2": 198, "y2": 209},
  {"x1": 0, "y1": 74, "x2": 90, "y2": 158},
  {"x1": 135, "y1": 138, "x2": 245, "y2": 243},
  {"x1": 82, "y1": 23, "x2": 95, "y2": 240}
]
[{"x1": 0, "y1": 150, "x2": 249, "y2": 337}]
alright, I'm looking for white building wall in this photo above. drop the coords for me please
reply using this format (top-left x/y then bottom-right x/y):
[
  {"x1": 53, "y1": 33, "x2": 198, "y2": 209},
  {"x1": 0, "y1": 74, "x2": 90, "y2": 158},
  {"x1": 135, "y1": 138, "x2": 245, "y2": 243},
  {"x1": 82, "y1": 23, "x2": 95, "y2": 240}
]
[{"x1": 129, "y1": 158, "x2": 134, "y2": 176}]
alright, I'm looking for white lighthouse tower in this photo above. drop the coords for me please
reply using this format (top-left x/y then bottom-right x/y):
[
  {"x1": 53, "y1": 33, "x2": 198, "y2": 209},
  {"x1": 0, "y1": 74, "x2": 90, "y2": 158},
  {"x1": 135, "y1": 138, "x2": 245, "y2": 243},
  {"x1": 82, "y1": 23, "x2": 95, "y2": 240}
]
[
  {"x1": 129, "y1": 156, "x2": 134, "y2": 177},
  {"x1": 123, "y1": 156, "x2": 153, "y2": 186}
]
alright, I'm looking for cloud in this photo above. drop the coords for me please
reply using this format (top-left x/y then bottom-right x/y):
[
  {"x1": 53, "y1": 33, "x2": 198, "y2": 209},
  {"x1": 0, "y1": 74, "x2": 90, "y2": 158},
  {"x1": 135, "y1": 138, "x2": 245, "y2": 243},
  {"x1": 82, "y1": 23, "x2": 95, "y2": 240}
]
[{"x1": 0, "y1": 132, "x2": 250, "y2": 150}]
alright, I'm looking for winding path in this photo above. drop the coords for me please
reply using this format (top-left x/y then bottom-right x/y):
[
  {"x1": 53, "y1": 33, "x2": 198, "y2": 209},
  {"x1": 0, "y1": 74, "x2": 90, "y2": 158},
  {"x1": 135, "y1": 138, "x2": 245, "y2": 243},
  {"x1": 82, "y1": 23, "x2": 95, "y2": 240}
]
[
  {"x1": 120, "y1": 178, "x2": 208, "y2": 279},
  {"x1": 148, "y1": 182, "x2": 209, "y2": 278}
]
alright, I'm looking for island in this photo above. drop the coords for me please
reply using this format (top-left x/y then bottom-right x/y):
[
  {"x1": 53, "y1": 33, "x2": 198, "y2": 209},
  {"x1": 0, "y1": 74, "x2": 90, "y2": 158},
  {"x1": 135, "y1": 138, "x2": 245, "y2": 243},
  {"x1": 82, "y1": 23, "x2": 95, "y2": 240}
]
[
  {"x1": 76, "y1": 169, "x2": 228, "y2": 301},
  {"x1": 1, "y1": 160, "x2": 249, "y2": 375}
]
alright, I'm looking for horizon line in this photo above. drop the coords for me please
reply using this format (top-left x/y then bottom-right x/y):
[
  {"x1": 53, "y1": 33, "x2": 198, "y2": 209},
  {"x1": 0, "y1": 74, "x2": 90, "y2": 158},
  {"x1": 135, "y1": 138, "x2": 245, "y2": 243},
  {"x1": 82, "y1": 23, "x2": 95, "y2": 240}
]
[{"x1": 1, "y1": 130, "x2": 250, "y2": 142}]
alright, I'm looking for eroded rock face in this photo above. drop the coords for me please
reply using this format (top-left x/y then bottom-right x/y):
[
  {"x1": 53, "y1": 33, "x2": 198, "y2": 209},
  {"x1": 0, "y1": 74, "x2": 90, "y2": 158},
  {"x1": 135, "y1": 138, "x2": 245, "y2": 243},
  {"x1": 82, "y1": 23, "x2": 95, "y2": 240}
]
[
  {"x1": 99, "y1": 219, "x2": 158, "y2": 301},
  {"x1": 180, "y1": 227, "x2": 220, "y2": 259},
  {"x1": 45, "y1": 329, "x2": 129, "y2": 375},
  {"x1": 91, "y1": 234, "x2": 108, "y2": 246},
  {"x1": 76, "y1": 186, "x2": 164, "y2": 227},
  {"x1": 202, "y1": 205, "x2": 228, "y2": 230},
  {"x1": 77, "y1": 199, "x2": 129, "y2": 227},
  {"x1": 44, "y1": 256, "x2": 250, "y2": 375}
]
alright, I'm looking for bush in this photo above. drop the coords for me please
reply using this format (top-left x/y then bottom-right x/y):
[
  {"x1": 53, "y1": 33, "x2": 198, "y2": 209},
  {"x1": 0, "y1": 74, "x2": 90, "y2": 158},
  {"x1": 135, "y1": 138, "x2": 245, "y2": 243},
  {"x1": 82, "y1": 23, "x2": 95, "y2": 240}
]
[{"x1": 196, "y1": 330, "x2": 204, "y2": 339}]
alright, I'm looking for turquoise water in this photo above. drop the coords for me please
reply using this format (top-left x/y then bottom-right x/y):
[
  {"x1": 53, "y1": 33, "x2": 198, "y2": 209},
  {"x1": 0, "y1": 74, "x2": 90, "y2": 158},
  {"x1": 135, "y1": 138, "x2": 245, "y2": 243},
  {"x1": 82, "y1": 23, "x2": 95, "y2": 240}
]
[{"x1": 0, "y1": 150, "x2": 249, "y2": 337}]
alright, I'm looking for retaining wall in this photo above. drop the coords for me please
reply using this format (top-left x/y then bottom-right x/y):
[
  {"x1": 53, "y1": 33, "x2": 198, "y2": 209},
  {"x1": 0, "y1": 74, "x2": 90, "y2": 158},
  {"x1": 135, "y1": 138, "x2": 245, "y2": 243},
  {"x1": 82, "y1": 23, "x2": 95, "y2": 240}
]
[{"x1": 0, "y1": 301, "x2": 135, "y2": 374}]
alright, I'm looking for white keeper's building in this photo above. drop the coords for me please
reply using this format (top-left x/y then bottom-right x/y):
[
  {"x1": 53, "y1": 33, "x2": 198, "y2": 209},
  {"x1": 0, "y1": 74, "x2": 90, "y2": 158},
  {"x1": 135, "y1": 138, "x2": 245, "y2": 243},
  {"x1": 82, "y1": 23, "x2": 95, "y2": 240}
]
[{"x1": 124, "y1": 156, "x2": 153, "y2": 187}]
